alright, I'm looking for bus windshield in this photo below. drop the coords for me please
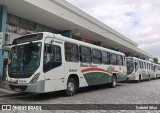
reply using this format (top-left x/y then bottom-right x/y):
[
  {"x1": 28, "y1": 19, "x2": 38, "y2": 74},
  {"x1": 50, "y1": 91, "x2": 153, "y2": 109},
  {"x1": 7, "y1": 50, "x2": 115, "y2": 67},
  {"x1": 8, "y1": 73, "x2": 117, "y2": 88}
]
[
  {"x1": 126, "y1": 60, "x2": 134, "y2": 74},
  {"x1": 9, "y1": 42, "x2": 41, "y2": 73}
]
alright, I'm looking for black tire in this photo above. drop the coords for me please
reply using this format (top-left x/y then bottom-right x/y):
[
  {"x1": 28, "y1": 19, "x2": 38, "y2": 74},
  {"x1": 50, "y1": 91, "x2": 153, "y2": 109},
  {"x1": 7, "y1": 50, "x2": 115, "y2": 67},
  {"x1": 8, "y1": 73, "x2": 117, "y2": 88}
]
[
  {"x1": 136, "y1": 75, "x2": 141, "y2": 83},
  {"x1": 109, "y1": 76, "x2": 116, "y2": 88},
  {"x1": 148, "y1": 75, "x2": 150, "y2": 81},
  {"x1": 155, "y1": 75, "x2": 158, "y2": 79},
  {"x1": 65, "y1": 78, "x2": 76, "y2": 96}
]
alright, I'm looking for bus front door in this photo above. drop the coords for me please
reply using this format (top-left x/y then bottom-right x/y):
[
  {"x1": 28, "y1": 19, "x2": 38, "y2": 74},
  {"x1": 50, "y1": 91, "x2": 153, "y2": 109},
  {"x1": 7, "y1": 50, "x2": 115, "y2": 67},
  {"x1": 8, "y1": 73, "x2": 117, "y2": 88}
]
[{"x1": 44, "y1": 37, "x2": 65, "y2": 92}]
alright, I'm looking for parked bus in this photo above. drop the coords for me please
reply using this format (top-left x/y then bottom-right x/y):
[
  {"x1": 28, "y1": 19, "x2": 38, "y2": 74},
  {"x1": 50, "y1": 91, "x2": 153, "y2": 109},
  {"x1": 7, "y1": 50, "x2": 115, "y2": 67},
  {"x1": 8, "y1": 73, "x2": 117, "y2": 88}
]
[
  {"x1": 153, "y1": 63, "x2": 160, "y2": 78},
  {"x1": 126, "y1": 57, "x2": 155, "y2": 82},
  {"x1": 7, "y1": 32, "x2": 127, "y2": 96}
]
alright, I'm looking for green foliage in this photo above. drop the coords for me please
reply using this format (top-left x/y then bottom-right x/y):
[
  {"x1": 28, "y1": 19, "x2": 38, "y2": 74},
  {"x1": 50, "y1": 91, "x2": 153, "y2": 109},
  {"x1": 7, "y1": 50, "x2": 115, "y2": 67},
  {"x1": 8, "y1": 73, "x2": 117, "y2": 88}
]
[{"x1": 153, "y1": 57, "x2": 158, "y2": 64}]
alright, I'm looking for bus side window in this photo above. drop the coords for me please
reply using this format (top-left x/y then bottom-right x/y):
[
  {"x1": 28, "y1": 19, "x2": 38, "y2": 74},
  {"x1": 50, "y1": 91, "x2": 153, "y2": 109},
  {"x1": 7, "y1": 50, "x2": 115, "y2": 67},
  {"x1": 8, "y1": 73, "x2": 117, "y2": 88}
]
[
  {"x1": 55, "y1": 46, "x2": 61, "y2": 61},
  {"x1": 144, "y1": 62, "x2": 146, "y2": 69},
  {"x1": 117, "y1": 55, "x2": 123, "y2": 66},
  {"x1": 102, "y1": 51, "x2": 110, "y2": 65},
  {"x1": 65, "y1": 42, "x2": 79, "y2": 62},
  {"x1": 135, "y1": 61, "x2": 138, "y2": 71},
  {"x1": 79, "y1": 46, "x2": 92, "y2": 63},
  {"x1": 141, "y1": 62, "x2": 143, "y2": 69},
  {"x1": 92, "y1": 49, "x2": 102, "y2": 64},
  {"x1": 140, "y1": 62, "x2": 142, "y2": 68},
  {"x1": 123, "y1": 56, "x2": 126, "y2": 66},
  {"x1": 110, "y1": 54, "x2": 117, "y2": 65}
]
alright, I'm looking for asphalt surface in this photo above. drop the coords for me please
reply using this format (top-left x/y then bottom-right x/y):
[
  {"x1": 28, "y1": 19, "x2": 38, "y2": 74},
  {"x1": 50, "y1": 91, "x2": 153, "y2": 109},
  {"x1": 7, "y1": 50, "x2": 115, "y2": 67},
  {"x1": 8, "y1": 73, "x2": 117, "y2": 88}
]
[{"x1": 0, "y1": 79, "x2": 160, "y2": 113}]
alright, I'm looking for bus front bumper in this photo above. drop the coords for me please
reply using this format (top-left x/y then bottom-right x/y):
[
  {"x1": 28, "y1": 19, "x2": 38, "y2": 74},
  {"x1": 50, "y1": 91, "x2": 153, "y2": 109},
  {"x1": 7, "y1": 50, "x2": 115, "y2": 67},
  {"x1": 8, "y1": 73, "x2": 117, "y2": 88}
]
[
  {"x1": 7, "y1": 80, "x2": 45, "y2": 93},
  {"x1": 127, "y1": 73, "x2": 137, "y2": 81}
]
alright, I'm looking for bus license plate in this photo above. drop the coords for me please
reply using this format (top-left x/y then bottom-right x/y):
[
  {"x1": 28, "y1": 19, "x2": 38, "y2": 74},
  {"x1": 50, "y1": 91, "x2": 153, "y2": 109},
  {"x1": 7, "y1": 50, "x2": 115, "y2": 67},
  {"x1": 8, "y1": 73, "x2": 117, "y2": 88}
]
[{"x1": 14, "y1": 88, "x2": 21, "y2": 92}]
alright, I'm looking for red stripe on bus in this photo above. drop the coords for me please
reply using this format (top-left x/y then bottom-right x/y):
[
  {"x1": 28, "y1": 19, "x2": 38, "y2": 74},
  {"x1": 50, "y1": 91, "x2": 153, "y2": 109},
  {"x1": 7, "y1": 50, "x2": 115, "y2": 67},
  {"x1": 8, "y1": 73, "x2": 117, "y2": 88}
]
[
  {"x1": 81, "y1": 68, "x2": 112, "y2": 74},
  {"x1": 81, "y1": 68, "x2": 127, "y2": 75}
]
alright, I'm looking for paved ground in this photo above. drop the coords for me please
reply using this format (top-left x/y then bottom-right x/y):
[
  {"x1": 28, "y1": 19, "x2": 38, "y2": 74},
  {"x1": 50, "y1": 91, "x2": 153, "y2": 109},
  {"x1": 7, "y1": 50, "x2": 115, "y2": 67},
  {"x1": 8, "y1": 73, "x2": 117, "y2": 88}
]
[{"x1": 0, "y1": 79, "x2": 160, "y2": 113}]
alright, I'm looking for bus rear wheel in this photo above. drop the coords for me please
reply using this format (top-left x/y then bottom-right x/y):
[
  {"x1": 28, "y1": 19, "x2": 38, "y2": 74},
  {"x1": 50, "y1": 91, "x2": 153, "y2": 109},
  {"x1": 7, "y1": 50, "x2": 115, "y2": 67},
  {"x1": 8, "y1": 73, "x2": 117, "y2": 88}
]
[
  {"x1": 65, "y1": 78, "x2": 76, "y2": 96},
  {"x1": 148, "y1": 75, "x2": 151, "y2": 81},
  {"x1": 109, "y1": 76, "x2": 116, "y2": 88}
]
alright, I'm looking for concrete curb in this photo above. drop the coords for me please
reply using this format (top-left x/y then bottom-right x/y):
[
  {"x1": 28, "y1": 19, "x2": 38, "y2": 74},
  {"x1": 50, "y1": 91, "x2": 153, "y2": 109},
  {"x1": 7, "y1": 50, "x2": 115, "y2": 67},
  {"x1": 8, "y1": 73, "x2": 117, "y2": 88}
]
[
  {"x1": 0, "y1": 88, "x2": 17, "y2": 94},
  {"x1": 0, "y1": 81, "x2": 18, "y2": 95}
]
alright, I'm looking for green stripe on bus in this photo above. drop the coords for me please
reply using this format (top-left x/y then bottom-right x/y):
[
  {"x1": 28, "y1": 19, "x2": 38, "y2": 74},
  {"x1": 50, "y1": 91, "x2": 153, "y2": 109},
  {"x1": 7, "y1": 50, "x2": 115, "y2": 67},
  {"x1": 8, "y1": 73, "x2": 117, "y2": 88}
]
[
  {"x1": 83, "y1": 72, "x2": 127, "y2": 86},
  {"x1": 83, "y1": 72, "x2": 112, "y2": 86}
]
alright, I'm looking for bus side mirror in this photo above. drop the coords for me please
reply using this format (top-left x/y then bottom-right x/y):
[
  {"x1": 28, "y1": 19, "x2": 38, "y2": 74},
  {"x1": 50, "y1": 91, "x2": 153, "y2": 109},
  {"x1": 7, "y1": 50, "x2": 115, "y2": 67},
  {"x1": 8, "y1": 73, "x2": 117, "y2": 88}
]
[
  {"x1": 50, "y1": 40, "x2": 54, "y2": 44},
  {"x1": 2, "y1": 50, "x2": 8, "y2": 58},
  {"x1": 7, "y1": 59, "x2": 11, "y2": 65},
  {"x1": 2, "y1": 50, "x2": 4, "y2": 56}
]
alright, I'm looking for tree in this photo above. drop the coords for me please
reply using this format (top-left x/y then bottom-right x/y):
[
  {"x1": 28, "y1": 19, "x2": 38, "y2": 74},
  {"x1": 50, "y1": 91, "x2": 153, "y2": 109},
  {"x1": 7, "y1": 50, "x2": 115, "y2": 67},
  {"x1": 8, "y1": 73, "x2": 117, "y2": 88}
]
[{"x1": 153, "y1": 57, "x2": 158, "y2": 64}]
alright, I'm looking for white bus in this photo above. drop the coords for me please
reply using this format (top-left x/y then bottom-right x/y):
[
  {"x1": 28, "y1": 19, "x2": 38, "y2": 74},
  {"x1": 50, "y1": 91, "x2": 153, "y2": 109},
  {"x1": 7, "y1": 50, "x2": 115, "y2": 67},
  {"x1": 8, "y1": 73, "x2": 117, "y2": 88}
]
[
  {"x1": 153, "y1": 63, "x2": 160, "y2": 78},
  {"x1": 7, "y1": 32, "x2": 127, "y2": 96},
  {"x1": 126, "y1": 57, "x2": 155, "y2": 82}
]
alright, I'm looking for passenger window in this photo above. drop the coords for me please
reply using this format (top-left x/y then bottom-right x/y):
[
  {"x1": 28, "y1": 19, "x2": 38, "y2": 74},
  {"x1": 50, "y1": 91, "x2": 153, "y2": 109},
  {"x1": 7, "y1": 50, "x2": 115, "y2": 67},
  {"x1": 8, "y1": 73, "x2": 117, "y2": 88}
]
[
  {"x1": 110, "y1": 54, "x2": 117, "y2": 65},
  {"x1": 79, "y1": 46, "x2": 92, "y2": 63},
  {"x1": 123, "y1": 56, "x2": 126, "y2": 66},
  {"x1": 144, "y1": 62, "x2": 146, "y2": 69},
  {"x1": 55, "y1": 46, "x2": 61, "y2": 61},
  {"x1": 102, "y1": 51, "x2": 110, "y2": 64},
  {"x1": 92, "y1": 49, "x2": 102, "y2": 64},
  {"x1": 65, "y1": 42, "x2": 79, "y2": 62},
  {"x1": 117, "y1": 55, "x2": 123, "y2": 66},
  {"x1": 139, "y1": 61, "x2": 141, "y2": 68},
  {"x1": 141, "y1": 62, "x2": 143, "y2": 68}
]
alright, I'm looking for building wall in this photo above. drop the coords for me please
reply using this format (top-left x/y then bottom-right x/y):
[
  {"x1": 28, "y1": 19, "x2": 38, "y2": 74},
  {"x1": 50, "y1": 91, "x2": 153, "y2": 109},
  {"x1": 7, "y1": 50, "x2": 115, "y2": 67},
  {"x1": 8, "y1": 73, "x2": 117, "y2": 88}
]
[
  {"x1": 0, "y1": 8, "x2": 100, "y2": 76},
  {"x1": 0, "y1": 5, "x2": 7, "y2": 77},
  {"x1": 7, "y1": 14, "x2": 60, "y2": 37}
]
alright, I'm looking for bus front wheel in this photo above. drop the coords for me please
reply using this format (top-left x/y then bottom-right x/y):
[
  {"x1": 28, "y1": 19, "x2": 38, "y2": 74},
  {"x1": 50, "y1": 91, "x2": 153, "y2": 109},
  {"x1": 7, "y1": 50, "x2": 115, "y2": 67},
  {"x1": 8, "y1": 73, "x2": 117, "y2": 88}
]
[
  {"x1": 136, "y1": 75, "x2": 141, "y2": 83},
  {"x1": 65, "y1": 78, "x2": 76, "y2": 96}
]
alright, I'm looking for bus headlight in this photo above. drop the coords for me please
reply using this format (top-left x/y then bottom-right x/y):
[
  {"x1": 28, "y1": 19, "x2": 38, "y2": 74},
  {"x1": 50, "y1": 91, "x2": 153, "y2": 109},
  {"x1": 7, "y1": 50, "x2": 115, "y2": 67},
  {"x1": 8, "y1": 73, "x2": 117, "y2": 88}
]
[{"x1": 30, "y1": 73, "x2": 40, "y2": 84}]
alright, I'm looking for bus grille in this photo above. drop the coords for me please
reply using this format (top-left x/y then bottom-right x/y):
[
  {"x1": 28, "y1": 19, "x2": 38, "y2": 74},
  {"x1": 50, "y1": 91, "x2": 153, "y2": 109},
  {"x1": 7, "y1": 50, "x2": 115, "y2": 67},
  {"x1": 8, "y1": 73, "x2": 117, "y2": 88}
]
[{"x1": 9, "y1": 84, "x2": 27, "y2": 91}]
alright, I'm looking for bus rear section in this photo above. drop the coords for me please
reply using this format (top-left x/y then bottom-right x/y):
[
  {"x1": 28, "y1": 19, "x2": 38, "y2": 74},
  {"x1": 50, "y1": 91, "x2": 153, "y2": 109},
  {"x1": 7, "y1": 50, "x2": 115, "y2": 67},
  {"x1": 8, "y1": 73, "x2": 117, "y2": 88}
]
[{"x1": 153, "y1": 64, "x2": 160, "y2": 78}]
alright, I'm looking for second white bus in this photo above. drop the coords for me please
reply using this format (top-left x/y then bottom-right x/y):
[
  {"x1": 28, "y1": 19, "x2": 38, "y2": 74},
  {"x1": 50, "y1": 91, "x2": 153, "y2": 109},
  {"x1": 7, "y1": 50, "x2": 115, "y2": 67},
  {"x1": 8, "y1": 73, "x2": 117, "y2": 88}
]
[
  {"x1": 153, "y1": 63, "x2": 160, "y2": 78},
  {"x1": 126, "y1": 57, "x2": 155, "y2": 82}
]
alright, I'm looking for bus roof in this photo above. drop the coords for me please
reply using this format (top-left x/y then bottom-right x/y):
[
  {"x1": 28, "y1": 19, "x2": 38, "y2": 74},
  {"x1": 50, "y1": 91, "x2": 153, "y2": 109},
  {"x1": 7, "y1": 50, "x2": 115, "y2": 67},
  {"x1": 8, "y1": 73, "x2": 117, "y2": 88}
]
[
  {"x1": 53, "y1": 33, "x2": 125, "y2": 56},
  {"x1": 126, "y1": 57, "x2": 152, "y2": 64},
  {"x1": 13, "y1": 32, "x2": 125, "y2": 56}
]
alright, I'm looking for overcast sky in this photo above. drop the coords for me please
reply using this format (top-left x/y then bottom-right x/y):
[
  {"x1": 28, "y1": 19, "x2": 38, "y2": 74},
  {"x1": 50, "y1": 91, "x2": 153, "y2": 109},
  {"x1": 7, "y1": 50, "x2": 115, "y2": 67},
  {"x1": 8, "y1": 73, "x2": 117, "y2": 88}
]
[{"x1": 66, "y1": 0, "x2": 160, "y2": 61}]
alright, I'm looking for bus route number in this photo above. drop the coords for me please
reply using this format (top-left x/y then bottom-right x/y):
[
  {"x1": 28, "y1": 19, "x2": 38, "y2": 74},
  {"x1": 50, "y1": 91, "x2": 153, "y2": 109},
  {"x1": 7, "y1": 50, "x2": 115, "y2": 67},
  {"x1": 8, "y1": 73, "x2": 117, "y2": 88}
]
[{"x1": 69, "y1": 69, "x2": 77, "y2": 72}]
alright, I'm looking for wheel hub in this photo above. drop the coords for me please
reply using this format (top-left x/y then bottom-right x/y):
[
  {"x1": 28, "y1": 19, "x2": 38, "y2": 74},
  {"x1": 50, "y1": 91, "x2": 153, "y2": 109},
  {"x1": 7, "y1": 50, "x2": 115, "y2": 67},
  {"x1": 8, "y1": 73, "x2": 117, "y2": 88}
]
[
  {"x1": 113, "y1": 78, "x2": 116, "y2": 86},
  {"x1": 68, "y1": 83, "x2": 74, "y2": 92}
]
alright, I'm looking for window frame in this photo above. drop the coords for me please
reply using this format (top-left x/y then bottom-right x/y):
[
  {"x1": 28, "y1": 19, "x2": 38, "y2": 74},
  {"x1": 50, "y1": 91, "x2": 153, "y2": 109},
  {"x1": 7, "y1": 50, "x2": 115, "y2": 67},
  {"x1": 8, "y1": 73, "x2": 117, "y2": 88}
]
[
  {"x1": 65, "y1": 42, "x2": 79, "y2": 63},
  {"x1": 43, "y1": 44, "x2": 62, "y2": 73},
  {"x1": 92, "y1": 49, "x2": 102, "y2": 64},
  {"x1": 117, "y1": 55, "x2": 123, "y2": 66},
  {"x1": 102, "y1": 51, "x2": 110, "y2": 65},
  {"x1": 110, "y1": 53, "x2": 117, "y2": 65},
  {"x1": 79, "y1": 46, "x2": 92, "y2": 63}
]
